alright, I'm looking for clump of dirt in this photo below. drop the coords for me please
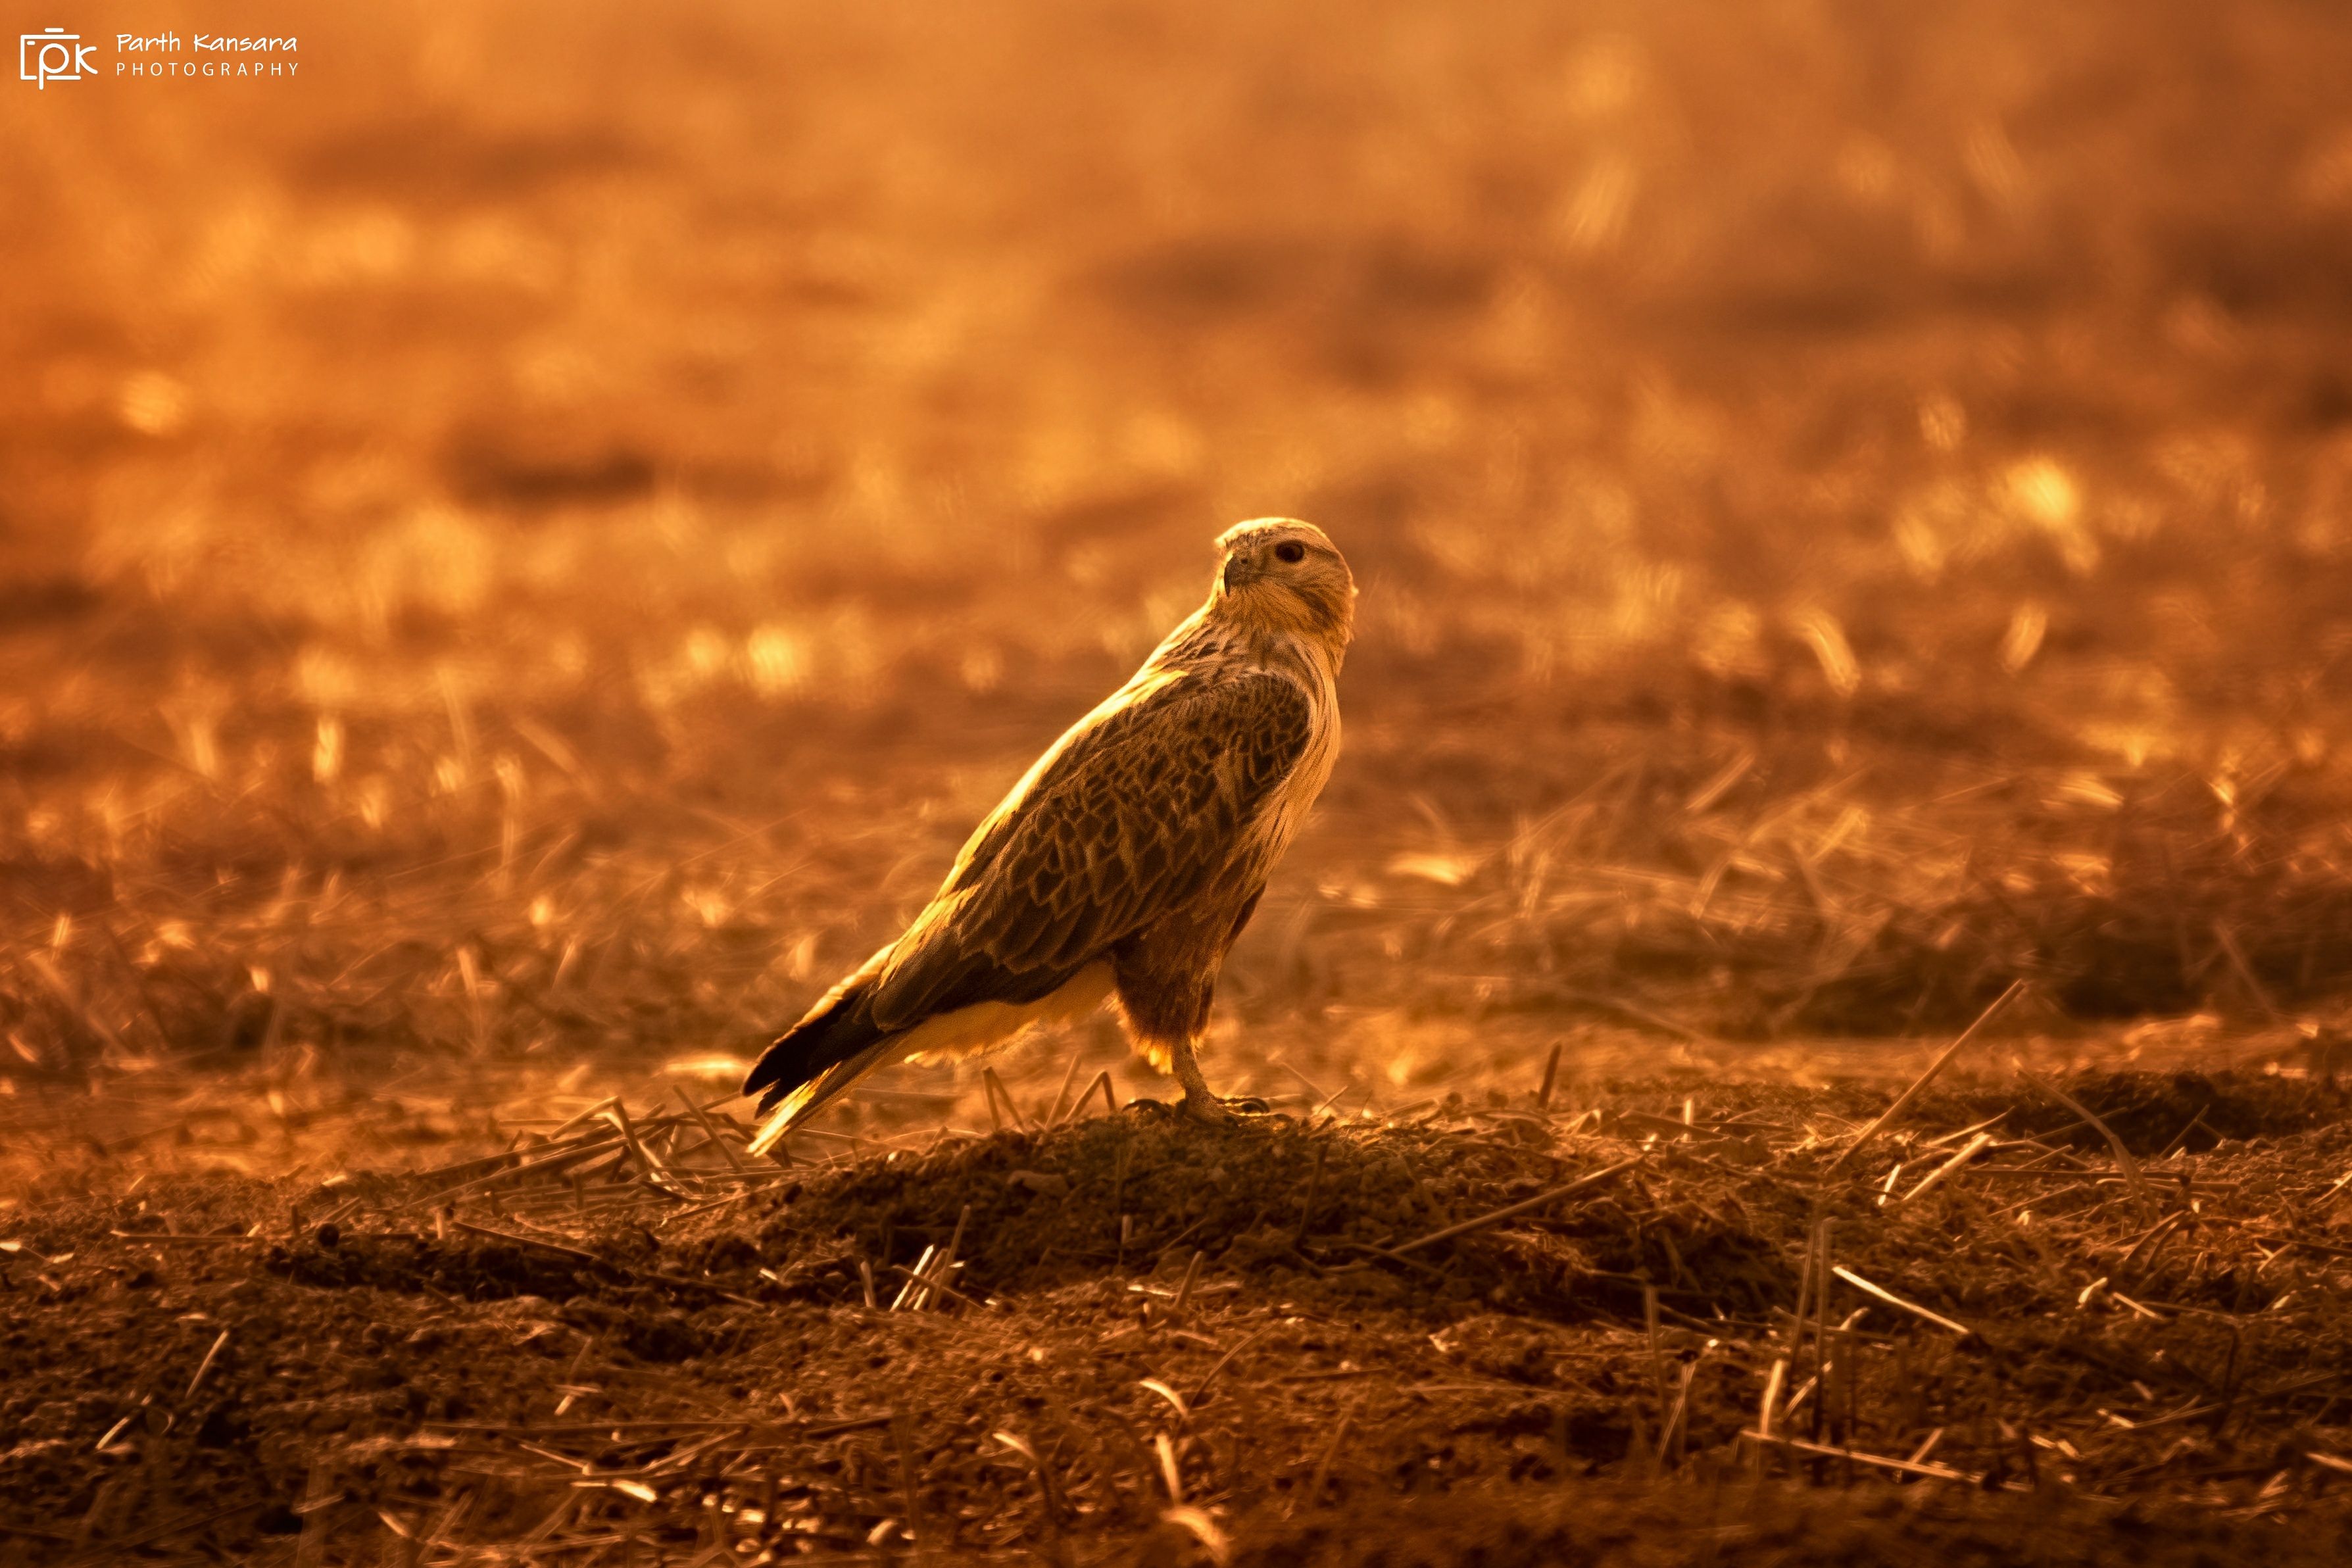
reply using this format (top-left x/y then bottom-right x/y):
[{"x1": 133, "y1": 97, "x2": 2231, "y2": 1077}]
[
  {"x1": 1227, "y1": 1484, "x2": 2352, "y2": 1568},
  {"x1": 735, "y1": 1108, "x2": 1790, "y2": 1319},
  {"x1": 268, "y1": 1230, "x2": 616, "y2": 1301},
  {"x1": 1916, "y1": 1069, "x2": 2346, "y2": 1153},
  {"x1": 755, "y1": 1112, "x2": 1419, "y2": 1295}
]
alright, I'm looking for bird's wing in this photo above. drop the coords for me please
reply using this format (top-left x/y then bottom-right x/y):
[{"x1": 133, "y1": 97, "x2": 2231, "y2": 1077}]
[{"x1": 865, "y1": 670, "x2": 1314, "y2": 1031}]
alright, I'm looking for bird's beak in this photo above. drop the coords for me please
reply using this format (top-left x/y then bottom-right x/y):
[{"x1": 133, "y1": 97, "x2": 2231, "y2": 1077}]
[{"x1": 1221, "y1": 554, "x2": 1258, "y2": 591}]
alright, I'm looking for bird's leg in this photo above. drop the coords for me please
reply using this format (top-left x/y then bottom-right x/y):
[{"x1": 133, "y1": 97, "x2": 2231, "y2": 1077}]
[{"x1": 1170, "y1": 1035, "x2": 1234, "y2": 1123}]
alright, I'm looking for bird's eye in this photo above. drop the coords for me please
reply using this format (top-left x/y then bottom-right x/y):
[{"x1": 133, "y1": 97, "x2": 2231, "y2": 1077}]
[{"x1": 1273, "y1": 541, "x2": 1306, "y2": 564}]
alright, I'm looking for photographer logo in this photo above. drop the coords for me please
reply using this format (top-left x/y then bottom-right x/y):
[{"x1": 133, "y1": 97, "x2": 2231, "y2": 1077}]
[{"x1": 20, "y1": 28, "x2": 96, "y2": 87}]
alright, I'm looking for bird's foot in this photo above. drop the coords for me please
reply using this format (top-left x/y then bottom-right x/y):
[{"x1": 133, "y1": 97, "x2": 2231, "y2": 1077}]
[
  {"x1": 1179, "y1": 1091, "x2": 1273, "y2": 1124},
  {"x1": 1183, "y1": 1099, "x2": 1233, "y2": 1125},
  {"x1": 1179, "y1": 1089, "x2": 1236, "y2": 1124}
]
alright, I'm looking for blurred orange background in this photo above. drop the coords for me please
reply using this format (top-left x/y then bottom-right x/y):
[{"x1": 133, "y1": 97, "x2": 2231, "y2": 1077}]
[{"x1": 9, "y1": 1, "x2": 2352, "y2": 1127}]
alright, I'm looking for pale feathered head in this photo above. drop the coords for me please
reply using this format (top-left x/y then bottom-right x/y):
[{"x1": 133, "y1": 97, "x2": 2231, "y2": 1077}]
[{"x1": 1210, "y1": 518, "x2": 1355, "y2": 662}]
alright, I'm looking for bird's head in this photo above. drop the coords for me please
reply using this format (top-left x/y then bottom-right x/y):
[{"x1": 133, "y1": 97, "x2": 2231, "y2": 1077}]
[{"x1": 1210, "y1": 518, "x2": 1356, "y2": 664}]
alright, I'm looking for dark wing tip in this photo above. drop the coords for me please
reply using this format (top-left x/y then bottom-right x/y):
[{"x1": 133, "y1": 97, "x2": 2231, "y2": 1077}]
[
  {"x1": 741, "y1": 1038, "x2": 796, "y2": 1105},
  {"x1": 742, "y1": 972, "x2": 887, "y2": 1112}
]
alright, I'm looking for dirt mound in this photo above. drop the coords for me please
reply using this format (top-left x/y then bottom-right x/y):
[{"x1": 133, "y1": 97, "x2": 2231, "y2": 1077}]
[
  {"x1": 728, "y1": 1107, "x2": 1792, "y2": 1319},
  {"x1": 1919, "y1": 1069, "x2": 2347, "y2": 1154},
  {"x1": 270, "y1": 1229, "x2": 620, "y2": 1302}
]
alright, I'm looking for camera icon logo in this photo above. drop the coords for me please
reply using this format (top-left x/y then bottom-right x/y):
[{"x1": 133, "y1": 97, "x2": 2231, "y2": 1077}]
[{"x1": 20, "y1": 28, "x2": 97, "y2": 88}]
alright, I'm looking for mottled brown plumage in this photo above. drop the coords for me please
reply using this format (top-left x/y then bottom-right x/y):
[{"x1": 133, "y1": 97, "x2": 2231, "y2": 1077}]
[{"x1": 744, "y1": 520, "x2": 1353, "y2": 1148}]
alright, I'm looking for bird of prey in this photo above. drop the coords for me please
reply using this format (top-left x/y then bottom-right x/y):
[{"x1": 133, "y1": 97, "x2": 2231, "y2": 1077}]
[{"x1": 743, "y1": 519, "x2": 1353, "y2": 1150}]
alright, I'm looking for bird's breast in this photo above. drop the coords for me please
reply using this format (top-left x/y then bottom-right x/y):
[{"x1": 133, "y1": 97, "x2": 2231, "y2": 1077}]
[{"x1": 1252, "y1": 669, "x2": 1341, "y2": 859}]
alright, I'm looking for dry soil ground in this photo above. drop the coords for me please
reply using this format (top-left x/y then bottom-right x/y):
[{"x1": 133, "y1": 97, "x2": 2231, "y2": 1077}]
[{"x1": 16, "y1": 1060, "x2": 2352, "y2": 1563}]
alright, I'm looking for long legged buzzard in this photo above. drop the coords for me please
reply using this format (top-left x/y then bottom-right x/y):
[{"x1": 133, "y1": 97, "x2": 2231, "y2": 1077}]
[{"x1": 744, "y1": 519, "x2": 1352, "y2": 1147}]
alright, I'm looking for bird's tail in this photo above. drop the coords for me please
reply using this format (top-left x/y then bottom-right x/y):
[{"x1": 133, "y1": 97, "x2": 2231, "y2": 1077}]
[{"x1": 743, "y1": 945, "x2": 895, "y2": 1156}]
